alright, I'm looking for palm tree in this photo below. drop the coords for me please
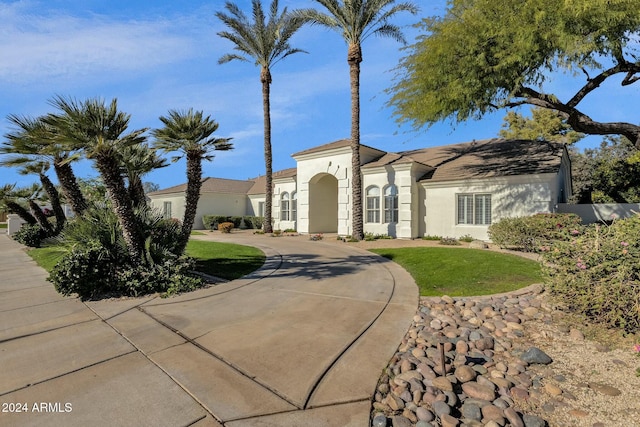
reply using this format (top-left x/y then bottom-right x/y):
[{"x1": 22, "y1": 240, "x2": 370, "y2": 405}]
[
  {"x1": 0, "y1": 184, "x2": 37, "y2": 226},
  {"x1": 18, "y1": 161, "x2": 66, "y2": 234},
  {"x1": 49, "y1": 96, "x2": 149, "y2": 264},
  {"x1": 1, "y1": 114, "x2": 88, "y2": 216},
  {"x1": 119, "y1": 143, "x2": 168, "y2": 208},
  {"x1": 152, "y1": 109, "x2": 232, "y2": 255},
  {"x1": 297, "y1": 0, "x2": 418, "y2": 240},
  {"x1": 216, "y1": 0, "x2": 307, "y2": 233}
]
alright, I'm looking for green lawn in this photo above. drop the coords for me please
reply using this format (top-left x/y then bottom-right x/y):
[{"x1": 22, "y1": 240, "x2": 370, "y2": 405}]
[
  {"x1": 28, "y1": 240, "x2": 265, "y2": 282},
  {"x1": 185, "y1": 240, "x2": 265, "y2": 280},
  {"x1": 0, "y1": 223, "x2": 7, "y2": 229},
  {"x1": 369, "y1": 247, "x2": 541, "y2": 297}
]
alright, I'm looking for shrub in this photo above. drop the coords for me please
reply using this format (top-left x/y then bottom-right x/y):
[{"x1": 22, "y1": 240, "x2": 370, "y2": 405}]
[
  {"x1": 364, "y1": 232, "x2": 393, "y2": 241},
  {"x1": 310, "y1": 233, "x2": 323, "y2": 241},
  {"x1": 542, "y1": 215, "x2": 640, "y2": 333},
  {"x1": 243, "y1": 216, "x2": 264, "y2": 230},
  {"x1": 218, "y1": 222, "x2": 234, "y2": 233},
  {"x1": 439, "y1": 236, "x2": 461, "y2": 246},
  {"x1": 271, "y1": 230, "x2": 282, "y2": 237},
  {"x1": 422, "y1": 235, "x2": 442, "y2": 241},
  {"x1": 230, "y1": 216, "x2": 243, "y2": 228},
  {"x1": 488, "y1": 213, "x2": 583, "y2": 252},
  {"x1": 203, "y1": 215, "x2": 229, "y2": 230},
  {"x1": 12, "y1": 224, "x2": 46, "y2": 248},
  {"x1": 459, "y1": 234, "x2": 474, "y2": 243},
  {"x1": 49, "y1": 243, "x2": 120, "y2": 298}
]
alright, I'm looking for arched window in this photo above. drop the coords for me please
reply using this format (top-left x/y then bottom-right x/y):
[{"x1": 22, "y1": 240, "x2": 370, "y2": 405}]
[
  {"x1": 291, "y1": 191, "x2": 297, "y2": 221},
  {"x1": 384, "y1": 185, "x2": 398, "y2": 223},
  {"x1": 366, "y1": 186, "x2": 380, "y2": 223},
  {"x1": 281, "y1": 192, "x2": 290, "y2": 221}
]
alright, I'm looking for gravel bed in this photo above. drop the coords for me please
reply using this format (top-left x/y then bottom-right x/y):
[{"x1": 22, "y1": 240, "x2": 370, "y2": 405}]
[{"x1": 371, "y1": 286, "x2": 640, "y2": 427}]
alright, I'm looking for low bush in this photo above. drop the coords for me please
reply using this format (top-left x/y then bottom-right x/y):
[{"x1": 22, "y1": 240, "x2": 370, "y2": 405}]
[
  {"x1": 542, "y1": 215, "x2": 640, "y2": 333},
  {"x1": 203, "y1": 215, "x2": 230, "y2": 230},
  {"x1": 12, "y1": 224, "x2": 46, "y2": 248},
  {"x1": 218, "y1": 222, "x2": 234, "y2": 233},
  {"x1": 459, "y1": 234, "x2": 474, "y2": 243},
  {"x1": 364, "y1": 232, "x2": 393, "y2": 241},
  {"x1": 439, "y1": 236, "x2": 461, "y2": 246},
  {"x1": 422, "y1": 235, "x2": 442, "y2": 241},
  {"x1": 49, "y1": 243, "x2": 205, "y2": 299},
  {"x1": 488, "y1": 213, "x2": 583, "y2": 252}
]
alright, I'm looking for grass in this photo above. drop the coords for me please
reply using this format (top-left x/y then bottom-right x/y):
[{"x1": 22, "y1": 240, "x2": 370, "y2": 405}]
[
  {"x1": 0, "y1": 223, "x2": 7, "y2": 229},
  {"x1": 369, "y1": 247, "x2": 542, "y2": 297},
  {"x1": 28, "y1": 240, "x2": 265, "y2": 282},
  {"x1": 185, "y1": 240, "x2": 265, "y2": 280},
  {"x1": 28, "y1": 246, "x2": 67, "y2": 271}
]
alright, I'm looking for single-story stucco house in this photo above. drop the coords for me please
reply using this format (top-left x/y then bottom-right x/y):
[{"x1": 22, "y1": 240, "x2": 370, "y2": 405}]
[{"x1": 148, "y1": 138, "x2": 572, "y2": 241}]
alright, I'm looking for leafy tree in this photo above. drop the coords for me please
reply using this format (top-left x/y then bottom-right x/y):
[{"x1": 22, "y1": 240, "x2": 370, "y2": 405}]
[
  {"x1": 388, "y1": 0, "x2": 640, "y2": 147},
  {"x1": 1, "y1": 114, "x2": 88, "y2": 215},
  {"x1": 297, "y1": 0, "x2": 418, "y2": 240},
  {"x1": 48, "y1": 96, "x2": 149, "y2": 264},
  {"x1": 152, "y1": 109, "x2": 232, "y2": 255},
  {"x1": 500, "y1": 107, "x2": 584, "y2": 145},
  {"x1": 216, "y1": 0, "x2": 307, "y2": 234},
  {"x1": 584, "y1": 136, "x2": 640, "y2": 203}
]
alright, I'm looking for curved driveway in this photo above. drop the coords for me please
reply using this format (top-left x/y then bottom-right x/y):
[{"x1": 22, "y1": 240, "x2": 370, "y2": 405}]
[{"x1": 0, "y1": 232, "x2": 417, "y2": 426}]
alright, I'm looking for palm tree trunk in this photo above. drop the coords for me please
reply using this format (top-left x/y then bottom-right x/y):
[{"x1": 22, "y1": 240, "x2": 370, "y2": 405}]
[
  {"x1": 28, "y1": 200, "x2": 53, "y2": 235},
  {"x1": 348, "y1": 43, "x2": 364, "y2": 240},
  {"x1": 54, "y1": 161, "x2": 88, "y2": 216},
  {"x1": 7, "y1": 201, "x2": 37, "y2": 225},
  {"x1": 262, "y1": 67, "x2": 274, "y2": 234},
  {"x1": 177, "y1": 150, "x2": 203, "y2": 255},
  {"x1": 128, "y1": 176, "x2": 147, "y2": 209},
  {"x1": 95, "y1": 153, "x2": 146, "y2": 264},
  {"x1": 39, "y1": 173, "x2": 66, "y2": 234}
]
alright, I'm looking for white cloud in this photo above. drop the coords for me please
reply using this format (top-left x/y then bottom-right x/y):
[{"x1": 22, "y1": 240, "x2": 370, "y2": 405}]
[{"x1": 0, "y1": 1, "x2": 203, "y2": 86}]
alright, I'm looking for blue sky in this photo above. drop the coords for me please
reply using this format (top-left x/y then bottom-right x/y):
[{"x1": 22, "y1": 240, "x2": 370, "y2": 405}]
[{"x1": 0, "y1": 0, "x2": 635, "y2": 190}]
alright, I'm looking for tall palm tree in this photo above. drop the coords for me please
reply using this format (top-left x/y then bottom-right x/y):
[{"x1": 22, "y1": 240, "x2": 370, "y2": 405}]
[
  {"x1": 297, "y1": 0, "x2": 418, "y2": 240},
  {"x1": 1, "y1": 114, "x2": 88, "y2": 216},
  {"x1": 152, "y1": 109, "x2": 232, "y2": 255},
  {"x1": 49, "y1": 96, "x2": 149, "y2": 264},
  {"x1": 216, "y1": 0, "x2": 307, "y2": 233},
  {"x1": 18, "y1": 161, "x2": 66, "y2": 234}
]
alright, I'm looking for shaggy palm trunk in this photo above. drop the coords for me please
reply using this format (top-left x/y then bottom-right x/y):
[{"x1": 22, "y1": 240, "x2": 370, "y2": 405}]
[
  {"x1": 262, "y1": 68, "x2": 274, "y2": 234},
  {"x1": 54, "y1": 161, "x2": 87, "y2": 216},
  {"x1": 39, "y1": 173, "x2": 66, "y2": 234},
  {"x1": 95, "y1": 153, "x2": 146, "y2": 264},
  {"x1": 177, "y1": 150, "x2": 204, "y2": 255},
  {"x1": 7, "y1": 201, "x2": 37, "y2": 225},
  {"x1": 128, "y1": 176, "x2": 147, "y2": 209},
  {"x1": 348, "y1": 43, "x2": 364, "y2": 241},
  {"x1": 28, "y1": 200, "x2": 53, "y2": 235}
]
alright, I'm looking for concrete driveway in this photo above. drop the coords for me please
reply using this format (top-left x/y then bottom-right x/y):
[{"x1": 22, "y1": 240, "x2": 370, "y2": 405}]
[{"x1": 0, "y1": 231, "x2": 417, "y2": 426}]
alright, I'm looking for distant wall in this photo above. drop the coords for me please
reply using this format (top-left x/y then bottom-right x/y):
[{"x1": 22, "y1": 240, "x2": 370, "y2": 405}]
[
  {"x1": 558, "y1": 203, "x2": 640, "y2": 224},
  {"x1": 7, "y1": 214, "x2": 26, "y2": 236}
]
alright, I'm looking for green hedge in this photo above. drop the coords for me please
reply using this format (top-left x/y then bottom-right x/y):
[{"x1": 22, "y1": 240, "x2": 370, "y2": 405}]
[
  {"x1": 488, "y1": 213, "x2": 582, "y2": 252},
  {"x1": 203, "y1": 215, "x2": 264, "y2": 230}
]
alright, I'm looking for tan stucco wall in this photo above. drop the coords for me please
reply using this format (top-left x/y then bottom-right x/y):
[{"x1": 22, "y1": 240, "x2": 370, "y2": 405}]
[{"x1": 150, "y1": 192, "x2": 248, "y2": 230}]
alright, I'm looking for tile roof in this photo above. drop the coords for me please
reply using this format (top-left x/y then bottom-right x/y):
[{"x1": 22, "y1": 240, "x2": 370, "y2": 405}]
[
  {"x1": 149, "y1": 177, "x2": 255, "y2": 196},
  {"x1": 292, "y1": 138, "x2": 385, "y2": 157},
  {"x1": 402, "y1": 138, "x2": 566, "y2": 182},
  {"x1": 247, "y1": 167, "x2": 297, "y2": 195}
]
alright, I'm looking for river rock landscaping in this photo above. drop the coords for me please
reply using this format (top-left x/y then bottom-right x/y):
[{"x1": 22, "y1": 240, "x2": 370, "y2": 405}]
[{"x1": 371, "y1": 285, "x2": 640, "y2": 427}]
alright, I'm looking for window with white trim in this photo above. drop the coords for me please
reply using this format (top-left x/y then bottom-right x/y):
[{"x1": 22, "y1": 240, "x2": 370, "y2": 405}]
[
  {"x1": 384, "y1": 185, "x2": 398, "y2": 223},
  {"x1": 162, "y1": 201, "x2": 172, "y2": 219},
  {"x1": 366, "y1": 186, "x2": 380, "y2": 223},
  {"x1": 291, "y1": 192, "x2": 297, "y2": 221},
  {"x1": 281, "y1": 192, "x2": 290, "y2": 221},
  {"x1": 457, "y1": 194, "x2": 491, "y2": 225}
]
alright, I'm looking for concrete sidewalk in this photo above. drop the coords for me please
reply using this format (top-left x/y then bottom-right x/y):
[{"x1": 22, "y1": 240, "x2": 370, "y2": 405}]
[{"x1": 0, "y1": 232, "x2": 417, "y2": 426}]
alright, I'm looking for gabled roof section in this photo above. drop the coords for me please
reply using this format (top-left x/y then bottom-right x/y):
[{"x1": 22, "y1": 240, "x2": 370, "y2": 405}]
[
  {"x1": 292, "y1": 138, "x2": 386, "y2": 158},
  {"x1": 406, "y1": 138, "x2": 566, "y2": 183},
  {"x1": 247, "y1": 167, "x2": 297, "y2": 195},
  {"x1": 149, "y1": 177, "x2": 255, "y2": 196}
]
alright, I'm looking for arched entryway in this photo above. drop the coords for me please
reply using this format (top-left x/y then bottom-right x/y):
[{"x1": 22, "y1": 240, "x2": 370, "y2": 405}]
[{"x1": 308, "y1": 173, "x2": 338, "y2": 233}]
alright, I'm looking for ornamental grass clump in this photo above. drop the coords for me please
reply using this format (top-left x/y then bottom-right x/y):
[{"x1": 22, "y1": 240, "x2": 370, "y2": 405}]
[{"x1": 542, "y1": 215, "x2": 640, "y2": 333}]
